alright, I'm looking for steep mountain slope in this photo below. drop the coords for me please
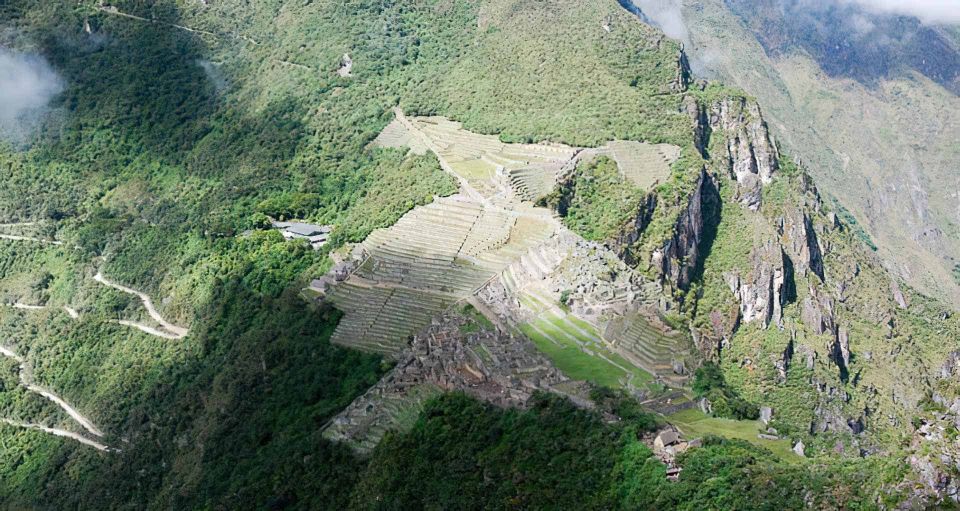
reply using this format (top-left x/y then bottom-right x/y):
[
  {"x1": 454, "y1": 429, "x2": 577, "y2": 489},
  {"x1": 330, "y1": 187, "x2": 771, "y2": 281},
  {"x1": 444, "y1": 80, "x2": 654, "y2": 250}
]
[
  {"x1": 674, "y1": 0, "x2": 960, "y2": 308},
  {"x1": 0, "y1": 0, "x2": 957, "y2": 508}
]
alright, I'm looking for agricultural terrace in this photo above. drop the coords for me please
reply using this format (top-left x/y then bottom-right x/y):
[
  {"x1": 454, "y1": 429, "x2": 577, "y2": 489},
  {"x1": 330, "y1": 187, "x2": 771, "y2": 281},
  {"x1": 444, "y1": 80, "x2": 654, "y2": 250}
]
[
  {"x1": 515, "y1": 284, "x2": 654, "y2": 391},
  {"x1": 330, "y1": 111, "x2": 690, "y2": 394}
]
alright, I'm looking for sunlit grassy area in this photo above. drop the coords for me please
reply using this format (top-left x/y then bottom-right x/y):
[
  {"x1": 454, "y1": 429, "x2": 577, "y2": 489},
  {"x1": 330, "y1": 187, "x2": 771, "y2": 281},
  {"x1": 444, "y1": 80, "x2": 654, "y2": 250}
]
[
  {"x1": 520, "y1": 322, "x2": 627, "y2": 388},
  {"x1": 668, "y1": 408, "x2": 798, "y2": 461},
  {"x1": 519, "y1": 317, "x2": 653, "y2": 390}
]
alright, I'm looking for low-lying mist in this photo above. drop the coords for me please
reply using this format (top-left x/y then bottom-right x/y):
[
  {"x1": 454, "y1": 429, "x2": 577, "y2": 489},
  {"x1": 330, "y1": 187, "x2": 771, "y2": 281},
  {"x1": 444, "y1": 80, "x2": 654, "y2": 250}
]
[{"x1": 0, "y1": 46, "x2": 64, "y2": 145}]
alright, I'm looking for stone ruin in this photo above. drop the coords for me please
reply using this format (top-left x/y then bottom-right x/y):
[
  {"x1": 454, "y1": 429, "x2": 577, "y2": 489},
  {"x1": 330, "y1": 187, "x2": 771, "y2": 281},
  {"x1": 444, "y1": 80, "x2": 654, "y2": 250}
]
[{"x1": 323, "y1": 308, "x2": 587, "y2": 451}]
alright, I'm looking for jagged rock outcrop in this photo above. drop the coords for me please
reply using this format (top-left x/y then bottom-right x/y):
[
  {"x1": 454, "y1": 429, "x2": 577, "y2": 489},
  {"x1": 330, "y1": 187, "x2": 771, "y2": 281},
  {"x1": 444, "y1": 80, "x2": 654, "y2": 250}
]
[
  {"x1": 776, "y1": 337, "x2": 794, "y2": 382},
  {"x1": 801, "y1": 284, "x2": 836, "y2": 336},
  {"x1": 779, "y1": 210, "x2": 825, "y2": 281},
  {"x1": 829, "y1": 326, "x2": 851, "y2": 381},
  {"x1": 616, "y1": 192, "x2": 657, "y2": 266},
  {"x1": 671, "y1": 46, "x2": 691, "y2": 93},
  {"x1": 707, "y1": 97, "x2": 779, "y2": 210},
  {"x1": 682, "y1": 95, "x2": 710, "y2": 159},
  {"x1": 652, "y1": 168, "x2": 718, "y2": 290},
  {"x1": 724, "y1": 240, "x2": 793, "y2": 329}
]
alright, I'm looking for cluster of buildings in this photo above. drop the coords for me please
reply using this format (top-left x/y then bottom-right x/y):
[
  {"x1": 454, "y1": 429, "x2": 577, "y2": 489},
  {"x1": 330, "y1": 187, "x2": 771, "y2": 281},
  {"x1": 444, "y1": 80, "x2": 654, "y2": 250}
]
[{"x1": 273, "y1": 221, "x2": 333, "y2": 250}]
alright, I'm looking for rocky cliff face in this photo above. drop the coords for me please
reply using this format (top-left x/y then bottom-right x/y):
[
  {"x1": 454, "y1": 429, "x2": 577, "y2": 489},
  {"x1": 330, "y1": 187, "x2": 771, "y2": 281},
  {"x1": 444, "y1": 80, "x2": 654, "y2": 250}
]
[
  {"x1": 780, "y1": 207, "x2": 825, "y2": 281},
  {"x1": 724, "y1": 240, "x2": 792, "y2": 329},
  {"x1": 650, "y1": 167, "x2": 718, "y2": 291},
  {"x1": 705, "y1": 97, "x2": 779, "y2": 210}
]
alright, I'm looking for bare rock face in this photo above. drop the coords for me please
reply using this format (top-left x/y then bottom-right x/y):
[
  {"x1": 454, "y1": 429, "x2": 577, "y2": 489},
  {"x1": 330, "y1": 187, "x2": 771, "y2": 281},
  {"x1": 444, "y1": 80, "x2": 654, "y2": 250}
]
[
  {"x1": 615, "y1": 192, "x2": 657, "y2": 266},
  {"x1": 780, "y1": 210, "x2": 825, "y2": 281},
  {"x1": 724, "y1": 240, "x2": 793, "y2": 329},
  {"x1": 776, "y1": 337, "x2": 794, "y2": 382},
  {"x1": 682, "y1": 95, "x2": 710, "y2": 159},
  {"x1": 940, "y1": 351, "x2": 960, "y2": 379},
  {"x1": 891, "y1": 279, "x2": 909, "y2": 309},
  {"x1": 708, "y1": 97, "x2": 779, "y2": 210},
  {"x1": 810, "y1": 403, "x2": 858, "y2": 435},
  {"x1": 801, "y1": 284, "x2": 836, "y2": 336},
  {"x1": 671, "y1": 46, "x2": 691, "y2": 93},
  {"x1": 797, "y1": 343, "x2": 816, "y2": 370},
  {"x1": 654, "y1": 168, "x2": 718, "y2": 290},
  {"x1": 829, "y1": 327, "x2": 851, "y2": 381}
]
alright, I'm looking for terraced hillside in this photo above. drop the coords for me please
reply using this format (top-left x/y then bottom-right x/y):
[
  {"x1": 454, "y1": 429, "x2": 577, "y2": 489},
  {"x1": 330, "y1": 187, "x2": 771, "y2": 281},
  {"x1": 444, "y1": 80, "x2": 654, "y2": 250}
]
[
  {"x1": 324, "y1": 113, "x2": 691, "y2": 395},
  {"x1": 4, "y1": 0, "x2": 959, "y2": 507},
  {"x1": 607, "y1": 140, "x2": 679, "y2": 189},
  {"x1": 327, "y1": 112, "x2": 692, "y2": 387},
  {"x1": 516, "y1": 285, "x2": 656, "y2": 391},
  {"x1": 604, "y1": 312, "x2": 690, "y2": 387},
  {"x1": 325, "y1": 307, "x2": 577, "y2": 451},
  {"x1": 327, "y1": 192, "x2": 558, "y2": 356},
  {"x1": 476, "y1": 232, "x2": 693, "y2": 391}
]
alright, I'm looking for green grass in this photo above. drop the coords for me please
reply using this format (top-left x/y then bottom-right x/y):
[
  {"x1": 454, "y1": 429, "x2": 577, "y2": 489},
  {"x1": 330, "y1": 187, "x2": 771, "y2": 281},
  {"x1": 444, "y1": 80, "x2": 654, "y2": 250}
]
[
  {"x1": 519, "y1": 313, "x2": 653, "y2": 390},
  {"x1": 520, "y1": 322, "x2": 627, "y2": 389},
  {"x1": 548, "y1": 157, "x2": 650, "y2": 242},
  {"x1": 450, "y1": 159, "x2": 495, "y2": 182},
  {"x1": 667, "y1": 408, "x2": 798, "y2": 461}
]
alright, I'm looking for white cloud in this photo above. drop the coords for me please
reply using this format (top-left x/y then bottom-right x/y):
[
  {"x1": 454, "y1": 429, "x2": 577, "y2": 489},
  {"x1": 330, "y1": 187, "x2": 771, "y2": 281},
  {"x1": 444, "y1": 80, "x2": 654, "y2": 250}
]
[
  {"x1": 631, "y1": 0, "x2": 688, "y2": 42},
  {"x1": 841, "y1": 0, "x2": 960, "y2": 25},
  {"x1": 0, "y1": 47, "x2": 64, "y2": 144}
]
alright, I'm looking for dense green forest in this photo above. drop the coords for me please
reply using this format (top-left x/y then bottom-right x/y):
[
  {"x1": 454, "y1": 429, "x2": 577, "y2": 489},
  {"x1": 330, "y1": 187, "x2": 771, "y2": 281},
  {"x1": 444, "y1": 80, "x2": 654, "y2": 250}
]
[{"x1": 0, "y1": 0, "x2": 953, "y2": 508}]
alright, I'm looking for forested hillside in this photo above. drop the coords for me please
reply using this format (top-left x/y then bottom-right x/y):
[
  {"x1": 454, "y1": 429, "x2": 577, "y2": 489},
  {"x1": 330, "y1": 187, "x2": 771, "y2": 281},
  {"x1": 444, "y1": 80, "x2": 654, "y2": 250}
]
[{"x1": 0, "y1": 0, "x2": 956, "y2": 509}]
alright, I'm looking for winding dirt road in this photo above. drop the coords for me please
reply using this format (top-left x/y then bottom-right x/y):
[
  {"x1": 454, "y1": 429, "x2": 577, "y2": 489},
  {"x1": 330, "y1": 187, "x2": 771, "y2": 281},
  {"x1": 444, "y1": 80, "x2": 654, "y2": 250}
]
[
  {"x1": 0, "y1": 419, "x2": 110, "y2": 451},
  {"x1": 0, "y1": 345, "x2": 106, "y2": 440},
  {"x1": 0, "y1": 234, "x2": 61, "y2": 245},
  {"x1": 94, "y1": 272, "x2": 189, "y2": 339}
]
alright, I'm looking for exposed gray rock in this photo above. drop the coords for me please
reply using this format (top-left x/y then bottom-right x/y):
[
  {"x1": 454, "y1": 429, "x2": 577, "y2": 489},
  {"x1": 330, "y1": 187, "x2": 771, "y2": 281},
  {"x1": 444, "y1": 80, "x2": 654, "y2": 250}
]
[
  {"x1": 683, "y1": 95, "x2": 710, "y2": 159},
  {"x1": 793, "y1": 440, "x2": 806, "y2": 457},
  {"x1": 940, "y1": 351, "x2": 960, "y2": 379},
  {"x1": 891, "y1": 279, "x2": 909, "y2": 309},
  {"x1": 699, "y1": 397, "x2": 713, "y2": 415},
  {"x1": 654, "y1": 168, "x2": 718, "y2": 290},
  {"x1": 724, "y1": 241, "x2": 793, "y2": 329},
  {"x1": 671, "y1": 46, "x2": 691, "y2": 93},
  {"x1": 672, "y1": 360, "x2": 686, "y2": 375},
  {"x1": 708, "y1": 97, "x2": 779, "y2": 210},
  {"x1": 801, "y1": 284, "x2": 836, "y2": 335},
  {"x1": 760, "y1": 406, "x2": 773, "y2": 424},
  {"x1": 776, "y1": 337, "x2": 794, "y2": 382},
  {"x1": 799, "y1": 344, "x2": 816, "y2": 370},
  {"x1": 829, "y1": 327, "x2": 851, "y2": 381},
  {"x1": 780, "y1": 210, "x2": 825, "y2": 281},
  {"x1": 616, "y1": 192, "x2": 657, "y2": 266}
]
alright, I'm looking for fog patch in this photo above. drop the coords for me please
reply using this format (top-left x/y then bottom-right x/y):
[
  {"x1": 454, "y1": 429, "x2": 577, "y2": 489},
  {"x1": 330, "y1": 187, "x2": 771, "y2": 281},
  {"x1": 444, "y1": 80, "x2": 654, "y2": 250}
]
[
  {"x1": 197, "y1": 59, "x2": 228, "y2": 92},
  {"x1": 0, "y1": 47, "x2": 64, "y2": 145},
  {"x1": 841, "y1": 0, "x2": 960, "y2": 26},
  {"x1": 630, "y1": 0, "x2": 689, "y2": 43}
]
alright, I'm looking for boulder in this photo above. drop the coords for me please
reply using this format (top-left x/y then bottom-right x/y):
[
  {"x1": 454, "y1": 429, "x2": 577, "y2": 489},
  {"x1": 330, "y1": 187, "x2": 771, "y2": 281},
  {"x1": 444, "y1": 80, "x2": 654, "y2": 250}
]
[
  {"x1": 793, "y1": 440, "x2": 806, "y2": 457},
  {"x1": 760, "y1": 406, "x2": 773, "y2": 425}
]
